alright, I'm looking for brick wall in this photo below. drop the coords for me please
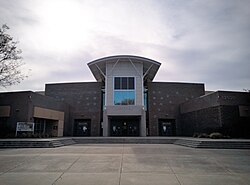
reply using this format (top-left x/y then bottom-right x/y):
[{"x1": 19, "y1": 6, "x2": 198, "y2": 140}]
[
  {"x1": 181, "y1": 106, "x2": 221, "y2": 136},
  {"x1": 0, "y1": 91, "x2": 67, "y2": 137},
  {"x1": 147, "y1": 82, "x2": 205, "y2": 136},
  {"x1": 45, "y1": 82, "x2": 102, "y2": 136},
  {"x1": 180, "y1": 105, "x2": 250, "y2": 137}
]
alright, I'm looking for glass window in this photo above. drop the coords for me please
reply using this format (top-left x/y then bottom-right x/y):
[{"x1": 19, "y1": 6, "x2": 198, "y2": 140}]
[
  {"x1": 114, "y1": 77, "x2": 134, "y2": 90},
  {"x1": 114, "y1": 77, "x2": 120, "y2": 89},
  {"x1": 121, "y1": 77, "x2": 127, "y2": 89},
  {"x1": 128, "y1": 77, "x2": 134, "y2": 89},
  {"x1": 114, "y1": 77, "x2": 135, "y2": 105},
  {"x1": 114, "y1": 91, "x2": 135, "y2": 105}
]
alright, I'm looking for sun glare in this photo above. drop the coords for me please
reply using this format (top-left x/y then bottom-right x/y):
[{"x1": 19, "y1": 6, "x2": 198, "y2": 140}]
[{"x1": 36, "y1": 0, "x2": 93, "y2": 52}]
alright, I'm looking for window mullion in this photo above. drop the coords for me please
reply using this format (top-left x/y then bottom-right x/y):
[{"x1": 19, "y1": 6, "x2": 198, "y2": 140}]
[{"x1": 120, "y1": 77, "x2": 122, "y2": 89}]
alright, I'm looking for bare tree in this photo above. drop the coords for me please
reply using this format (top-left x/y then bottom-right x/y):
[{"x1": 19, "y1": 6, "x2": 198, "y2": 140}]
[{"x1": 0, "y1": 24, "x2": 27, "y2": 87}]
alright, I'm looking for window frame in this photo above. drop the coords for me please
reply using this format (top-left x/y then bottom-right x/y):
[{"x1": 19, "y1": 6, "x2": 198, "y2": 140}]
[{"x1": 113, "y1": 76, "x2": 136, "y2": 105}]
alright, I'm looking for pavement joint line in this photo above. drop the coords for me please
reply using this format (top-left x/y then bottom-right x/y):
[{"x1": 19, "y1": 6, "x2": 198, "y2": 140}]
[
  {"x1": 0, "y1": 150, "x2": 46, "y2": 177},
  {"x1": 52, "y1": 155, "x2": 81, "y2": 185},
  {"x1": 211, "y1": 156, "x2": 233, "y2": 175},
  {"x1": 166, "y1": 158, "x2": 182, "y2": 185},
  {"x1": 118, "y1": 143, "x2": 124, "y2": 185},
  {"x1": 1, "y1": 144, "x2": 250, "y2": 185}
]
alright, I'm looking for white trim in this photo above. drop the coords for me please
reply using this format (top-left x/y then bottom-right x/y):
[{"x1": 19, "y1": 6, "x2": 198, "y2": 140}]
[
  {"x1": 128, "y1": 58, "x2": 142, "y2": 77},
  {"x1": 108, "y1": 59, "x2": 120, "y2": 76},
  {"x1": 88, "y1": 55, "x2": 161, "y2": 66},
  {"x1": 143, "y1": 64, "x2": 153, "y2": 78},
  {"x1": 142, "y1": 77, "x2": 144, "y2": 107},
  {"x1": 95, "y1": 64, "x2": 106, "y2": 78}
]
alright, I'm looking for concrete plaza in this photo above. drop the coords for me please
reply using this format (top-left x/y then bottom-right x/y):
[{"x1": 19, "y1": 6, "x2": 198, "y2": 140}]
[{"x1": 0, "y1": 144, "x2": 249, "y2": 185}]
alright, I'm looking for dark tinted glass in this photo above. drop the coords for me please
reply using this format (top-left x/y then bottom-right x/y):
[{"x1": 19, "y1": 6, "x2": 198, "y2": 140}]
[
  {"x1": 114, "y1": 77, "x2": 134, "y2": 90},
  {"x1": 128, "y1": 77, "x2": 134, "y2": 89},
  {"x1": 122, "y1": 77, "x2": 127, "y2": 89},
  {"x1": 114, "y1": 77, "x2": 120, "y2": 89}
]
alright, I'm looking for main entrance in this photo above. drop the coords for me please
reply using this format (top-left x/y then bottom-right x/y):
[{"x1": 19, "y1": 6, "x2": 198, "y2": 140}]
[{"x1": 109, "y1": 116, "x2": 140, "y2": 136}]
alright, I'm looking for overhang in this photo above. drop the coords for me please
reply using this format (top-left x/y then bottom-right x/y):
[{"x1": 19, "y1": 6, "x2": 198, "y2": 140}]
[{"x1": 87, "y1": 55, "x2": 161, "y2": 82}]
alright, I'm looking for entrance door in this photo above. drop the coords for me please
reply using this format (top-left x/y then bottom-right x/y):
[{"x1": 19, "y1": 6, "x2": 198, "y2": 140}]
[
  {"x1": 110, "y1": 117, "x2": 140, "y2": 136},
  {"x1": 158, "y1": 119, "x2": 176, "y2": 136},
  {"x1": 74, "y1": 119, "x2": 91, "y2": 136}
]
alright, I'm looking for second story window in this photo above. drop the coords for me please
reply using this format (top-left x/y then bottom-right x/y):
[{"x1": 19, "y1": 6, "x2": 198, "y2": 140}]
[
  {"x1": 114, "y1": 77, "x2": 135, "y2": 105},
  {"x1": 114, "y1": 77, "x2": 134, "y2": 90}
]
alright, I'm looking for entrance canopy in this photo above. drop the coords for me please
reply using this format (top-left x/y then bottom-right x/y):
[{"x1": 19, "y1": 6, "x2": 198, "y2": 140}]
[{"x1": 87, "y1": 55, "x2": 161, "y2": 82}]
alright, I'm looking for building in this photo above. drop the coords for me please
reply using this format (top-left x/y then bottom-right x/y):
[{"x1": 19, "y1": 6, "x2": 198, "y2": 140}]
[
  {"x1": 0, "y1": 55, "x2": 249, "y2": 138},
  {"x1": 0, "y1": 91, "x2": 68, "y2": 137}
]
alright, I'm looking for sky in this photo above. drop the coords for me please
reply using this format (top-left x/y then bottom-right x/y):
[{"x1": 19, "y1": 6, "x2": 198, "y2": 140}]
[{"x1": 0, "y1": 0, "x2": 250, "y2": 92}]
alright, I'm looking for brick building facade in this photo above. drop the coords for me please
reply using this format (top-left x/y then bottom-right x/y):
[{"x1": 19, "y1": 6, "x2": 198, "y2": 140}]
[{"x1": 0, "y1": 55, "x2": 249, "y2": 138}]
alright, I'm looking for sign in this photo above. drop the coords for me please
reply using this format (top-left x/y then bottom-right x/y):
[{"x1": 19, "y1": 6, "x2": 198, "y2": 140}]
[{"x1": 16, "y1": 122, "x2": 34, "y2": 132}]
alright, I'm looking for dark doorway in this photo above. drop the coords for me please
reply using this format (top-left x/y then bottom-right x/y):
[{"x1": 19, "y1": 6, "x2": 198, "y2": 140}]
[
  {"x1": 110, "y1": 116, "x2": 140, "y2": 136},
  {"x1": 0, "y1": 117, "x2": 9, "y2": 138},
  {"x1": 233, "y1": 117, "x2": 250, "y2": 138},
  {"x1": 74, "y1": 119, "x2": 91, "y2": 136},
  {"x1": 158, "y1": 119, "x2": 176, "y2": 136}
]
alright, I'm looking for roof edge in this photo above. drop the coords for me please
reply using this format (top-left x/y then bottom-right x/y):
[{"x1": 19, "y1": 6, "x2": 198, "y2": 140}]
[{"x1": 87, "y1": 55, "x2": 161, "y2": 66}]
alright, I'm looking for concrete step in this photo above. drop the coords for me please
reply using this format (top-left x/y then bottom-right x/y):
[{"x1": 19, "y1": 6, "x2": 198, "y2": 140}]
[
  {"x1": 73, "y1": 137, "x2": 177, "y2": 144},
  {"x1": 197, "y1": 141, "x2": 250, "y2": 149},
  {"x1": 174, "y1": 139, "x2": 250, "y2": 149},
  {"x1": 50, "y1": 141, "x2": 64, "y2": 147},
  {"x1": 0, "y1": 141, "x2": 51, "y2": 148},
  {"x1": 60, "y1": 138, "x2": 76, "y2": 145},
  {"x1": 50, "y1": 138, "x2": 76, "y2": 147},
  {"x1": 0, "y1": 138, "x2": 77, "y2": 148},
  {"x1": 0, "y1": 137, "x2": 250, "y2": 149},
  {"x1": 174, "y1": 139, "x2": 201, "y2": 148}
]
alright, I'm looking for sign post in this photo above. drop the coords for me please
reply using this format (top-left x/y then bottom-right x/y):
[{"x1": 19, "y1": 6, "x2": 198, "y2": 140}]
[{"x1": 16, "y1": 122, "x2": 35, "y2": 136}]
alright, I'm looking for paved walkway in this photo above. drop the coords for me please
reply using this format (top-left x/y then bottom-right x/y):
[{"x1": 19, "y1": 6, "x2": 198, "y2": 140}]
[{"x1": 0, "y1": 144, "x2": 249, "y2": 185}]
